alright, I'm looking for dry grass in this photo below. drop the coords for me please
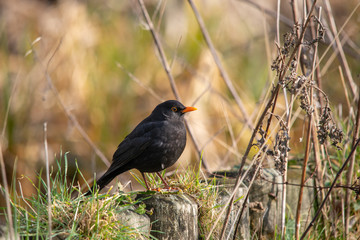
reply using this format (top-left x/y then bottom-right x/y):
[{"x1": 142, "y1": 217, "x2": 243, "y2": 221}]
[{"x1": 11, "y1": 155, "x2": 150, "y2": 239}]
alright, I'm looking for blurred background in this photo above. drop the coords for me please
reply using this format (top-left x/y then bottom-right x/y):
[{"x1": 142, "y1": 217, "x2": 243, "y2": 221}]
[{"x1": 1, "y1": 0, "x2": 359, "y2": 207}]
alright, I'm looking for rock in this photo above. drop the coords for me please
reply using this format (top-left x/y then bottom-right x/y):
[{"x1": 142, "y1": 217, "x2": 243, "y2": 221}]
[{"x1": 116, "y1": 207, "x2": 151, "y2": 238}]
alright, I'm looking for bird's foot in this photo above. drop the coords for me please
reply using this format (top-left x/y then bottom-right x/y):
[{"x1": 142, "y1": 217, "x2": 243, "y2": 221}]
[{"x1": 149, "y1": 186, "x2": 182, "y2": 193}]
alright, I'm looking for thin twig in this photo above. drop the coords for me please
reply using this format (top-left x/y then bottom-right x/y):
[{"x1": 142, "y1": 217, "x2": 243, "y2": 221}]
[
  {"x1": 295, "y1": 5, "x2": 323, "y2": 238},
  {"x1": 241, "y1": 0, "x2": 293, "y2": 27},
  {"x1": 230, "y1": 154, "x2": 268, "y2": 240},
  {"x1": 0, "y1": 69, "x2": 19, "y2": 240},
  {"x1": 295, "y1": 101, "x2": 313, "y2": 239},
  {"x1": 137, "y1": 0, "x2": 180, "y2": 100},
  {"x1": 0, "y1": 144, "x2": 14, "y2": 240},
  {"x1": 259, "y1": 176, "x2": 358, "y2": 190},
  {"x1": 338, "y1": 66, "x2": 352, "y2": 115},
  {"x1": 300, "y1": 138, "x2": 360, "y2": 239},
  {"x1": 344, "y1": 90, "x2": 360, "y2": 237},
  {"x1": 137, "y1": 0, "x2": 209, "y2": 171},
  {"x1": 116, "y1": 62, "x2": 163, "y2": 102},
  {"x1": 43, "y1": 41, "x2": 111, "y2": 167},
  {"x1": 323, "y1": 0, "x2": 357, "y2": 96},
  {"x1": 43, "y1": 123, "x2": 52, "y2": 239},
  {"x1": 281, "y1": 95, "x2": 294, "y2": 240},
  {"x1": 306, "y1": 3, "x2": 327, "y2": 229},
  {"x1": 290, "y1": 0, "x2": 300, "y2": 38},
  {"x1": 276, "y1": 0, "x2": 281, "y2": 44},
  {"x1": 1, "y1": 73, "x2": 20, "y2": 138},
  {"x1": 187, "y1": 0, "x2": 253, "y2": 129},
  {"x1": 275, "y1": 1, "x2": 285, "y2": 239},
  {"x1": 205, "y1": 151, "x2": 262, "y2": 239},
  {"x1": 306, "y1": 0, "x2": 324, "y2": 111}
]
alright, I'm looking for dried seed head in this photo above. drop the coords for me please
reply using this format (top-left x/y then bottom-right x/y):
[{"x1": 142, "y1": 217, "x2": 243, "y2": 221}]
[
  {"x1": 317, "y1": 106, "x2": 344, "y2": 149},
  {"x1": 329, "y1": 125, "x2": 344, "y2": 149},
  {"x1": 273, "y1": 128, "x2": 291, "y2": 175}
]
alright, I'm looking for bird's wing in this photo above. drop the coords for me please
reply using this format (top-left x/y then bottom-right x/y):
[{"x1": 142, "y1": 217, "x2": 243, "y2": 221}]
[
  {"x1": 110, "y1": 137, "x2": 151, "y2": 168},
  {"x1": 108, "y1": 121, "x2": 163, "y2": 171}
]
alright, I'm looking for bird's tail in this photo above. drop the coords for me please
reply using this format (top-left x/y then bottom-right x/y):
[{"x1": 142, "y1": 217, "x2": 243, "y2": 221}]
[{"x1": 85, "y1": 167, "x2": 124, "y2": 196}]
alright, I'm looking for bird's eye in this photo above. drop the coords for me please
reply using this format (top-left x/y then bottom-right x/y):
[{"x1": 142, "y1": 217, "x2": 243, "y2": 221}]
[{"x1": 171, "y1": 107, "x2": 178, "y2": 112}]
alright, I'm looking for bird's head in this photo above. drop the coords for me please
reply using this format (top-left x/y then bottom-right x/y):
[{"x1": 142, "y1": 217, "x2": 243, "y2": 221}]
[{"x1": 152, "y1": 100, "x2": 197, "y2": 120}]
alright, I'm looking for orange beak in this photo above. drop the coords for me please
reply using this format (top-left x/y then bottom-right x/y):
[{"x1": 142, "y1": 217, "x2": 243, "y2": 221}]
[{"x1": 182, "y1": 106, "x2": 197, "y2": 113}]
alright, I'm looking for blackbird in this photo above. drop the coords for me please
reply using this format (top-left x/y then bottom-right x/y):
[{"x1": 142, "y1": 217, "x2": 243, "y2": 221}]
[{"x1": 85, "y1": 100, "x2": 197, "y2": 195}]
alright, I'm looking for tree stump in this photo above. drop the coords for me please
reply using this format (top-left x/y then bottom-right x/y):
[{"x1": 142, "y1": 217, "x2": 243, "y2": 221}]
[
  {"x1": 140, "y1": 193, "x2": 198, "y2": 240},
  {"x1": 248, "y1": 168, "x2": 283, "y2": 238},
  {"x1": 116, "y1": 207, "x2": 151, "y2": 238}
]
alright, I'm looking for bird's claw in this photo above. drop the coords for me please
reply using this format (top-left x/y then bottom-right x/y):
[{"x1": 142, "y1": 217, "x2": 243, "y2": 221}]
[{"x1": 149, "y1": 186, "x2": 182, "y2": 193}]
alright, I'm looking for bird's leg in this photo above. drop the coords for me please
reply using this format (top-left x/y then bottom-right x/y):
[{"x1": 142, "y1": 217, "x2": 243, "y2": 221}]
[
  {"x1": 156, "y1": 172, "x2": 170, "y2": 189},
  {"x1": 141, "y1": 172, "x2": 151, "y2": 190},
  {"x1": 155, "y1": 172, "x2": 181, "y2": 193}
]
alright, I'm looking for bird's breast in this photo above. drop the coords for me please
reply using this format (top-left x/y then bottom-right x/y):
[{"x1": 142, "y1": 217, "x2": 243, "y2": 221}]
[{"x1": 136, "y1": 120, "x2": 186, "y2": 172}]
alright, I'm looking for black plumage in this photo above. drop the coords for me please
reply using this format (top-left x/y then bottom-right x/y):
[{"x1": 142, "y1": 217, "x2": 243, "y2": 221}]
[{"x1": 85, "y1": 100, "x2": 196, "y2": 195}]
